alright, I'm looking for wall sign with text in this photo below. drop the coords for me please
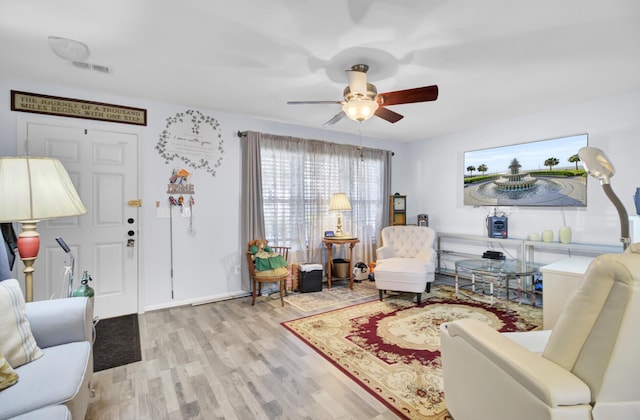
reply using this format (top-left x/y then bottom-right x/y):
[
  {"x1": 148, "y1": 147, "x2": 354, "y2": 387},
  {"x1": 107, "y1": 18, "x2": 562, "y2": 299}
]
[
  {"x1": 155, "y1": 110, "x2": 225, "y2": 177},
  {"x1": 10, "y1": 90, "x2": 147, "y2": 126}
]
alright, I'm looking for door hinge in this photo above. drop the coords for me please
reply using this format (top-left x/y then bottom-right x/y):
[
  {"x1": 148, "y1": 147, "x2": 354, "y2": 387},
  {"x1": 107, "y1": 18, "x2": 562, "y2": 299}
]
[{"x1": 128, "y1": 199, "x2": 143, "y2": 207}]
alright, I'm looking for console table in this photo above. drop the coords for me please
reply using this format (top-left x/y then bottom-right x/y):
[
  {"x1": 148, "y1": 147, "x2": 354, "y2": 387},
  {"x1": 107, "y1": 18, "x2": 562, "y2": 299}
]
[
  {"x1": 437, "y1": 232, "x2": 621, "y2": 276},
  {"x1": 322, "y1": 237, "x2": 359, "y2": 289}
]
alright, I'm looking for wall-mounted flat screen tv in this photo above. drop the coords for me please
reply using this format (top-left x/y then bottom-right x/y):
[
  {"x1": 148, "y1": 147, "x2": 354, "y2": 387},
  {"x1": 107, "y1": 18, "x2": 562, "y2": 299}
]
[{"x1": 463, "y1": 134, "x2": 588, "y2": 207}]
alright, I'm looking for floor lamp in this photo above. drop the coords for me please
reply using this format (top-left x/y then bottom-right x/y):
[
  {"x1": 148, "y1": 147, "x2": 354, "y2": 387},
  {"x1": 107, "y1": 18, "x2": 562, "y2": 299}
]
[
  {"x1": 0, "y1": 157, "x2": 86, "y2": 301},
  {"x1": 578, "y1": 146, "x2": 630, "y2": 250},
  {"x1": 330, "y1": 192, "x2": 352, "y2": 237}
]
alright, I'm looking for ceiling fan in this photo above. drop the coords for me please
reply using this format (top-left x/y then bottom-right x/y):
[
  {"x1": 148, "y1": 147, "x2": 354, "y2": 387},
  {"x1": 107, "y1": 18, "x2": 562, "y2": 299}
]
[{"x1": 287, "y1": 64, "x2": 438, "y2": 126}]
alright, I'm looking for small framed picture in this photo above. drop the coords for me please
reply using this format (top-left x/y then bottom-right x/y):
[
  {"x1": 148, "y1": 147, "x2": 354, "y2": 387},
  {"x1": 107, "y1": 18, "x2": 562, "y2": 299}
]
[{"x1": 324, "y1": 231, "x2": 335, "y2": 237}]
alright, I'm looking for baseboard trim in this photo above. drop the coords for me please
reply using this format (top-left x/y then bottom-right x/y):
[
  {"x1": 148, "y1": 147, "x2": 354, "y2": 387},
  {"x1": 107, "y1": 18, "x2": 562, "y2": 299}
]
[
  {"x1": 191, "y1": 290, "x2": 252, "y2": 306},
  {"x1": 143, "y1": 290, "x2": 251, "y2": 312}
]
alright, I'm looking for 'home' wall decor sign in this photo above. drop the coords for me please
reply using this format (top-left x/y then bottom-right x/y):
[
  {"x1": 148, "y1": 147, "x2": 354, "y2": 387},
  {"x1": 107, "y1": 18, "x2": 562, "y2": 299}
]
[{"x1": 156, "y1": 109, "x2": 225, "y2": 177}]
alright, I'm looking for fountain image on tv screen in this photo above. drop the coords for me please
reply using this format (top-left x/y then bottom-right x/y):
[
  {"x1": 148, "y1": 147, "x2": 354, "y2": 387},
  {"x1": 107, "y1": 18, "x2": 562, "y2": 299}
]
[{"x1": 463, "y1": 134, "x2": 588, "y2": 207}]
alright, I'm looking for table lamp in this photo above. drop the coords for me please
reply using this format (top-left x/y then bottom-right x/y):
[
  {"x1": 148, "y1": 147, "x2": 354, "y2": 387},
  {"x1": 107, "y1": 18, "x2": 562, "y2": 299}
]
[
  {"x1": 578, "y1": 146, "x2": 630, "y2": 250},
  {"x1": 0, "y1": 157, "x2": 87, "y2": 301},
  {"x1": 329, "y1": 192, "x2": 352, "y2": 237}
]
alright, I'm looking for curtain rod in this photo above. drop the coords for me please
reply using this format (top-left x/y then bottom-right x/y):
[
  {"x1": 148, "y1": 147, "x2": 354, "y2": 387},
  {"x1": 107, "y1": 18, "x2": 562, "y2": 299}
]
[{"x1": 235, "y1": 130, "x2": 393, "y2": 155}]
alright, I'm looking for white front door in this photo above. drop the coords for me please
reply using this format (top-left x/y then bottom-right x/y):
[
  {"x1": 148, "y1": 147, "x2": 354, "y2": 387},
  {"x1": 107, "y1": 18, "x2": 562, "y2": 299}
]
[{"x1": 18, "y1": 117, "x2": 140, "y2": 319}]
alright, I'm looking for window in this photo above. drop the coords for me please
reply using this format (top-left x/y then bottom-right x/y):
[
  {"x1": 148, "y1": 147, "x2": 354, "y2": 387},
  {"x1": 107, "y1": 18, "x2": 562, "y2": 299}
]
[{"x1": 259, "y1": 136, "x2": 388, "y2": 263}]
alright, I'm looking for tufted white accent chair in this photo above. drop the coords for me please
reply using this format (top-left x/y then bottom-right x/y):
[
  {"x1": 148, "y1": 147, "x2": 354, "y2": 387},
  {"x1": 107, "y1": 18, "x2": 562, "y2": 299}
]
[
  {"x1": 375, "y1": 226, "x2": 436, "y2": 304},
  {"x1": 440, "y1": 243, "x2": 640, "y2": 420}
]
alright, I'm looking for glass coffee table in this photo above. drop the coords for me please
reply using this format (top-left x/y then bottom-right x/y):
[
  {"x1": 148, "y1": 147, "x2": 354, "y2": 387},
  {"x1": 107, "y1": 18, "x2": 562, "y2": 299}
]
[{"x1": 454, "y1": 258, "x2": 539, "y2": 309}]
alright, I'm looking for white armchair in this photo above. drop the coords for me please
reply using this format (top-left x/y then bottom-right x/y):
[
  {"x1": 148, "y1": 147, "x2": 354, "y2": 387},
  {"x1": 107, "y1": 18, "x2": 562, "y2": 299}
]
[
  {"x1": 375, "y1": 226, "x2": 436, "y2": 304},
  {"x1": 440, "y1": 243, "x2": 640, "y2": 420}
]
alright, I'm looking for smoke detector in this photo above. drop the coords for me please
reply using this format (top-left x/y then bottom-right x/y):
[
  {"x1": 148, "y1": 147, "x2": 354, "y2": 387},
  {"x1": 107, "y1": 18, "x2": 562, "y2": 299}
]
[{"x1": 48, "y1": 36, "x2": 90, "y2": 62}]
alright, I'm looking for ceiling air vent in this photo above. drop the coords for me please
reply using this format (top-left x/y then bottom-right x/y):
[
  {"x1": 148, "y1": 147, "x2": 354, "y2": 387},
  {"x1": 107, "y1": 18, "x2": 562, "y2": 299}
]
[{"x1": 71, "y1": 61, "x2": 113, "y2": 75}]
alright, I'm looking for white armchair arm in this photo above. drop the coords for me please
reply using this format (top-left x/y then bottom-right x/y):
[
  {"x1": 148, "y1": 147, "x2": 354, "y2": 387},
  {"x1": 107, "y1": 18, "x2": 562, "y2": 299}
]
[
  {"x1": 441, "y1": 319, "x2": 591, "y2": 407},
  {"x1": 376, "y1": 246, "x2": 394, "y2": 260},
  {"x1": 416, "y1": 246, "x2": 435, "y2": 264}
]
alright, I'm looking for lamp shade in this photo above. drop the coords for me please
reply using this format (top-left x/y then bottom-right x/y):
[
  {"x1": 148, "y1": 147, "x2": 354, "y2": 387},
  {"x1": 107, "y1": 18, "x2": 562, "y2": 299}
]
[
  {"x1": 0, "y1": 157, "x2": 87, "y2": 222},
  {"x1": 578, "y1": 146, "x2": 629, "y2": 249},
  {"x1": 578, "y1": 146, "x2": 615, "y2": 185},
  {"x1": 342, "y1": 99, "x2": 378, "y2": 122},
  {"x1": 329, "y1": 193, "x2": 352, "y2": 211}
]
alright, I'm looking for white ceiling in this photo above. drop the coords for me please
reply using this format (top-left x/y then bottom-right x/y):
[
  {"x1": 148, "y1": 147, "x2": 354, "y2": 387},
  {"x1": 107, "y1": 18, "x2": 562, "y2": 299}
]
[{"x1": 2, "y1": 0, "x2": 640, "y2": 142}]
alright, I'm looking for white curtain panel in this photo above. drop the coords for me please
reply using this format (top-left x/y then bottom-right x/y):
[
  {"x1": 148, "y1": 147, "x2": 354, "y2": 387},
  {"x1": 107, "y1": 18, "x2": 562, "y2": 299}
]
[{"x1": 251, "y1": 132, "x2": 391, "y2": 267}]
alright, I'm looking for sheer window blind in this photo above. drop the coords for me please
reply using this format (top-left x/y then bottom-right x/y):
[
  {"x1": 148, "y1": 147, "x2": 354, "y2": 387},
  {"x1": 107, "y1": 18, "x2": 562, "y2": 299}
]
[{"x1": 259, "y1": 137, "x2": 386, "y2": 263}]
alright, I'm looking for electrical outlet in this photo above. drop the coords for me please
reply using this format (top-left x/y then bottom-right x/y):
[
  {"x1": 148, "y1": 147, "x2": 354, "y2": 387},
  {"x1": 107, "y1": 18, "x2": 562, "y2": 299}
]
[
  {"x1": 234, "y1": 265, "x2": 241, "y2": 275},
  {"x1": 157, "y1": 207, "x2": 170, "y2": 218}
]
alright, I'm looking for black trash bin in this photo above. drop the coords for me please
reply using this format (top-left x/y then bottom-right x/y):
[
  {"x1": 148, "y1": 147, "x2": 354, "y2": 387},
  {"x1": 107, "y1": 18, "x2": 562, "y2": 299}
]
[{"x1": 299, "y1": 263, "x2": 323, "y2": 292}]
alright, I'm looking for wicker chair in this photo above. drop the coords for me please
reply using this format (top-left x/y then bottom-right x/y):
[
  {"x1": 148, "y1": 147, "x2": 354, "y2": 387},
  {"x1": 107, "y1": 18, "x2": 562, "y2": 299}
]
[{"x1": 246, "y1": 240, "x2": 290, "y2": 306}]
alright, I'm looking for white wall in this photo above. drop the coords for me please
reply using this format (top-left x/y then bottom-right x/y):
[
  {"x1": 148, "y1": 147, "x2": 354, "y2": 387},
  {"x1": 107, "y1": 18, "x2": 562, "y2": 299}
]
[
  {"x1": 4, "y1": 77, "x2": 636, "y2": 310},
  {"x1": 405, "y1": 89, "x2": 640, "y2": 256},
  {"x1": 0, "y1": 78, "x2": 404, "y2": 311}
]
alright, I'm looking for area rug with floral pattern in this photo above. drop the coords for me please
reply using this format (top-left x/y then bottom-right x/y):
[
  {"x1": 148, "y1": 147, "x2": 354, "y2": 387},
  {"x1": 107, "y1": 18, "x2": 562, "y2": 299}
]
[
  {"x1": 283, "y1": 280, "x2": 379, "y2": 312},
  {"x1": 282, "y1": 284, "x2": 542, "y2": 419}
]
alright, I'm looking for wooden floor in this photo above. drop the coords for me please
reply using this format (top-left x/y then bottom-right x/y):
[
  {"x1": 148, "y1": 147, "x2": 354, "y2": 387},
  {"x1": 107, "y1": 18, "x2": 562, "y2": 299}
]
[{"x1": 86, "y1": 279, "x2": 403, "y2": 420}]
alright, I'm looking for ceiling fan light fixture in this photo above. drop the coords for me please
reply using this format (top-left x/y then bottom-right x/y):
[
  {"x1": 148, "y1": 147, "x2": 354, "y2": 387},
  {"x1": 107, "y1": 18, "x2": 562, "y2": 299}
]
[
  {"x1": 342, "y1": 99, "x2": 378, "y2": 122},
  {"x1": 48, "y1": 36, "x2": 90, "y2": 62}
]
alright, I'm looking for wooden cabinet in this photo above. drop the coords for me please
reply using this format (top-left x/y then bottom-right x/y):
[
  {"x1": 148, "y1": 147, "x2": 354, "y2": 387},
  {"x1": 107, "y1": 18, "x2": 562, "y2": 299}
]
[{"x1": 389, "y1": 194, "x2": 406, "y2": 225}]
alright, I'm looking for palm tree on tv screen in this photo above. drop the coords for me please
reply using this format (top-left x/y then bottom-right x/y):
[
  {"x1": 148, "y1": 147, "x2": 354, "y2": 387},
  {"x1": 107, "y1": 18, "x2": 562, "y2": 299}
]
[
  {"x1": 568, "y1": 154, "x2": 580, "y2": 170},
  {"x1": 544, "y1": 157, "x2": 559, "y2": 170}
]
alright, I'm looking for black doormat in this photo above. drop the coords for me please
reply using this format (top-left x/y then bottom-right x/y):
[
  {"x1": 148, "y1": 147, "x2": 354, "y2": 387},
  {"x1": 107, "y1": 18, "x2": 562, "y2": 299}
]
[{"x1": 93, "y1": 313, "x2": 142, "y2": 372}]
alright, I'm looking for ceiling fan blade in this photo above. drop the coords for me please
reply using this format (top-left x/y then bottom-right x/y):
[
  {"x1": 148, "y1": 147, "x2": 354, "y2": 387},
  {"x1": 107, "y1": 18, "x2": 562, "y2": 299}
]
[
  {"x1": 375, "y1": 107, "x2": 404, "y2": 123},
  {"x1": 287, "y1": 100, "x2": 342, "y2": 105},
  {"x1": 322, "y1": 111, "x2": 346, "y2": 126},
  {"x1": 346, "y1": 69, "x2": 367, "y2": 95},
  {"x1": 376, "y1": 85, "x2": 439, "y2": 107}
]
